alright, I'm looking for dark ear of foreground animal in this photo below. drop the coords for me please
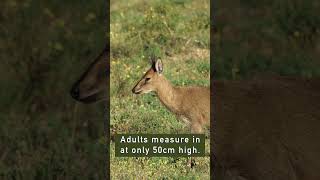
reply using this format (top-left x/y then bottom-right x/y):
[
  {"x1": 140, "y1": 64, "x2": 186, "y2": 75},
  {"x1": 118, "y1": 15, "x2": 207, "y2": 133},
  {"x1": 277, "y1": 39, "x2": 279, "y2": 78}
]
[{"x1": 70, "y1": 47, "x2": 109, "y2": 103}]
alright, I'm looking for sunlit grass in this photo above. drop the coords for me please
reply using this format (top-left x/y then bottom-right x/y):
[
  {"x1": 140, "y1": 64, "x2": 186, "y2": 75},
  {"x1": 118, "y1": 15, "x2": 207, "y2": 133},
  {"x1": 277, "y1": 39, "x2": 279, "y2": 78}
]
[{"x1": 110, "y1": 0, "x2": 210, "y2": 178}]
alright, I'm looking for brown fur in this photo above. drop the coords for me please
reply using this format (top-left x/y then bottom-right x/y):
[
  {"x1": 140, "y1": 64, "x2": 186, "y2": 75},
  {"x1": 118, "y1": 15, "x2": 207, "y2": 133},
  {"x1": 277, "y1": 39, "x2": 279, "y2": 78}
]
[
  {"x1": 132, "y1": 61, "x2": 210, "y2": 134},
  {"x1": 212, "y1": 76, "x2": 320, "y2": 180},
  {"x1": 70, "y1": 46, "x2": 109, "y2": 103},
  {"x1": 69, "y1": 48, "x2": 320, "y2": 179}
]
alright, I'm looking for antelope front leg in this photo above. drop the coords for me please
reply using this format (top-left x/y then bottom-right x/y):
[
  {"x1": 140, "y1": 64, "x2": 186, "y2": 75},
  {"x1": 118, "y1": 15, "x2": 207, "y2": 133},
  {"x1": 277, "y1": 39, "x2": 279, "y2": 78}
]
[
  {"x1": 187, "y1": 122, "x2": 203, "y2": 168},
  {"x1": 190, "y1": 122, "x2": 203, "y2": 134}
]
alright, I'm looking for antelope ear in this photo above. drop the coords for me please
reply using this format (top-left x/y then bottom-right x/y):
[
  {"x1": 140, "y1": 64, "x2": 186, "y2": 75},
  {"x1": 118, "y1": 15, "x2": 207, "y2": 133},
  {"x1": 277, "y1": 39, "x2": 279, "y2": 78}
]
[{"x1": 155, "y1": 59, "x2": 163, "y2": 74}]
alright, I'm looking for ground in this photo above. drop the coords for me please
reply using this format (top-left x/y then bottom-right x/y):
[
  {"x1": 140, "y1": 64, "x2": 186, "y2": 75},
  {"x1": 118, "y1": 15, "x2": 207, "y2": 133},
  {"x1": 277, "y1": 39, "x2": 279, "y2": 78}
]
[{"x1": 110, "y1": 0, "x2": 210, "y2": 179}]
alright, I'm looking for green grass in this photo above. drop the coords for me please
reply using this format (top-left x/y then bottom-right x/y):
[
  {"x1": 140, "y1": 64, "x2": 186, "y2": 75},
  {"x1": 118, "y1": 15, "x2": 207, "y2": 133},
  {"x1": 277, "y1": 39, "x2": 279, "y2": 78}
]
[
  {"x1": 1, "y1": 0, "x2": 320, "y2": 179},
  {"x1": 110, "y1": 0, "x2": 210, "y2": 179},
  {"x1": 214, "y1": 0, "x2": 320, "y2": 80},
  {"x1": 0, "y1": 0, "x2": 106, "y2": 179}
]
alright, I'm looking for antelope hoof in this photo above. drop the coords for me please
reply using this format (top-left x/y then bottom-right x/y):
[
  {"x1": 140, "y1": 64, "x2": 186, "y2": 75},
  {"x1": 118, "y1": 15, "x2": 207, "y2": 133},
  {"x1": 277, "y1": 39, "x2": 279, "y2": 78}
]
[{"x1": 187, "y1": 158, "x2": 196, "y2": 168}]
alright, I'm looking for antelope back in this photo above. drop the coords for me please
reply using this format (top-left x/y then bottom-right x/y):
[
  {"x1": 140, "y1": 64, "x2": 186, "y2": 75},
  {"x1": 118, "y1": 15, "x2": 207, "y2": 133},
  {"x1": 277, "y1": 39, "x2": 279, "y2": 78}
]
[{"x1": 212, "y1": 76, "x2": 320, "y2": 179}]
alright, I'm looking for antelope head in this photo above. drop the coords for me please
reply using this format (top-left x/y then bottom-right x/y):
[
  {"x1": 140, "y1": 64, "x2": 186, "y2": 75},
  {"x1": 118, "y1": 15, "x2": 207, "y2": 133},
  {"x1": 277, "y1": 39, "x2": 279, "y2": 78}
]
[
  {"x1": 70, "y1": 46, "x2": 109, "y2": 103},
  {"x1": 132, "y1": 58, "x2": 164, "y2": 95}
]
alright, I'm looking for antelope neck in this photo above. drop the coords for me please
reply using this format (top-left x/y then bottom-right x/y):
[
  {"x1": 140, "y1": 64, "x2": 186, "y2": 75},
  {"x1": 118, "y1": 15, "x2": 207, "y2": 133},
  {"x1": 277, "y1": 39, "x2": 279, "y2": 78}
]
[{"x1": 155, "y1": 76, "x2": 178, "y2": 110}]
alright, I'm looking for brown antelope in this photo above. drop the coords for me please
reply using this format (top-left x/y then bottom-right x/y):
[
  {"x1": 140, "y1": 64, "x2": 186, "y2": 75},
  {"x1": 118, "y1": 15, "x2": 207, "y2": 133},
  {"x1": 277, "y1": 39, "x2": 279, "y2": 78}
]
[
  {"x1": 132, "y1": 58, "x2": 210, "y2": 167},
  {"x1": 70, "y1": 46, "x2": 109, "y2": 103},
  {"x1": 132, "y1": 58, "x2": 210, "y2": 134},
  {"x1": 70, "y1": 48, "x2": 320, "y2": 179},
  {"x1": 212, "y1": 76, "x2": 320, "y2": 180}
]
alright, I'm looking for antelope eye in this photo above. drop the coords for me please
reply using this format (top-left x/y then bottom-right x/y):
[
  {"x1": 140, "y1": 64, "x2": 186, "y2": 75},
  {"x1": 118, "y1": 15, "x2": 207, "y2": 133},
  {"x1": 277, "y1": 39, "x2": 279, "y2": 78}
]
[{"x1": 145, "y1": 78, "x2": 151, "y2": 82}]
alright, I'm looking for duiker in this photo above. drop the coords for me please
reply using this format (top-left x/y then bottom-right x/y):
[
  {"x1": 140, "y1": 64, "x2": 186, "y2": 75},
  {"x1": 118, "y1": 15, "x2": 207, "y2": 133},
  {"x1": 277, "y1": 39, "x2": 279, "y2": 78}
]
[
  {"x1": 70, "y1": 46, "x2": 109, "y2": 103},
  {"x1": 132, "y1": 58, "x2": 210, "y2": 134}
]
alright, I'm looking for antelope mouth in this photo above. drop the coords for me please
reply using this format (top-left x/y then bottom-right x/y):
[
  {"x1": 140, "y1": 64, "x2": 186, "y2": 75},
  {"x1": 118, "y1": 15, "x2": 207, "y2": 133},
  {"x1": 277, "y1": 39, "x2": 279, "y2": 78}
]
[
  {"x1": 77, "y1": 93, "x2": 100, "y2": 103},
  {"x1": 133, "y1": 90, "x2": 142, "y2": 95},
  {"x1": 80, "y1": 90, "x2": 109, "y2": 103},
  {"x1": 132, "y1": 88, "x2": 142, "y2": 94},
  {"x1": 71, "y1": 90, "x2": 105, "y2": 104}
]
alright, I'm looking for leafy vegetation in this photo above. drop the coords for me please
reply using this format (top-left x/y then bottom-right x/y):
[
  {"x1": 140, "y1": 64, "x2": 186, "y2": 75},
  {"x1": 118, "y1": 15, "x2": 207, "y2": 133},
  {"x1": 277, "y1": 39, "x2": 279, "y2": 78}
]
[
  {"x1": 110, "y1": 0, "x2": 210, "y2": 179},
  {"x1": 1, "y1": 0, "x2": 319, "y2": 179},
  {"x1": 0, "y1": 0, "x2": 106, "y2": 179},
  {"x1": 214, "y1": 0, "x2": 320, "y2": 80}
]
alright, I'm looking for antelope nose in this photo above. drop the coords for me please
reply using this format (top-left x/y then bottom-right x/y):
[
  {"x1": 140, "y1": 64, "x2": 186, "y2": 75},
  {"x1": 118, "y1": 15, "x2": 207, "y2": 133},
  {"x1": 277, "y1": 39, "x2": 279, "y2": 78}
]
[
  {"x1": 132, "y1": 87, "x2": 136, "y2": 94},
  {"x1": 70, "y1": 86, "x2": 80, "y2": 99}
]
